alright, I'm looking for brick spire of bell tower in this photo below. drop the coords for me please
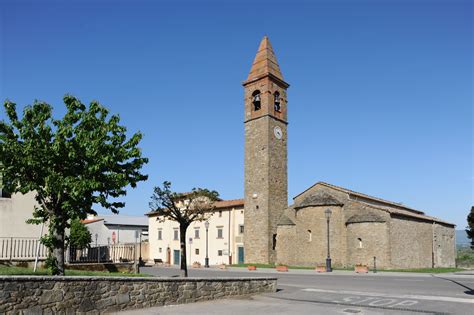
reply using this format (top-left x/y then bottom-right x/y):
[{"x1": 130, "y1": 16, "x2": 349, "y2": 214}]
[{"x1": 243, "y1": 36, "x2": 289, "y2": 264}]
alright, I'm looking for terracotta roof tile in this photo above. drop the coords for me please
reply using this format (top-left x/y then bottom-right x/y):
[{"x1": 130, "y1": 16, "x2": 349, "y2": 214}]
[
  {"x1": 214, "y1": 199, "x2": 244, "y2": 209},
  {"x1": 146, "y1": 198, "x2": 244, "y2": 217}
]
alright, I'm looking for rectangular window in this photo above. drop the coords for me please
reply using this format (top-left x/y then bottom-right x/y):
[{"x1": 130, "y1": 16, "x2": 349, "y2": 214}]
[
  {"x1": 194, "y1": 228, "x2": 200, "y2": 239},
  {"x1": 217, "y1": 227, "x2": 223, "y2": 239},
  {"x1": 239, "y1": 225, "x2": 244, "y2": 234},
  {"x1": 195, "y1": 248, "x2": 199, "y2": 255},
  {"x1": 218, "y1": 250, "x2": 223, "y2": 256},
  {"x1": 159, "y1": 247, "x2": 162, "y2": 253},
  {"x1": 173, "y1": 229, "x2": 179, "y2": 241},
  {"x1": 157, "y1": 229, "x2": 162, "y2": 240},
  {"x1": 219, "y1": 211, "x2": 222, "y2": 217}
]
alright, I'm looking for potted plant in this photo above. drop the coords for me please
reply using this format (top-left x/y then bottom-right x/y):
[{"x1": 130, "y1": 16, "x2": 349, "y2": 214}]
[
  {"x1": 355, "y1": 263, "x2": 369, "y2": 273},
  {"x1": 247, "y1": 265, "x2": 257, "y2": 271},
  {"x1": 192, "y1": 261, "x2": 201, "y2": 268},
  {"x1": 276, "y1": 264, "x2": 288, "y2": 272},
  {"x1": 219, "y1": 263, "x2": 227, "y2": 270},
  {"x1": 315, "y1": 265, "x2": 326, "y2": 273}
]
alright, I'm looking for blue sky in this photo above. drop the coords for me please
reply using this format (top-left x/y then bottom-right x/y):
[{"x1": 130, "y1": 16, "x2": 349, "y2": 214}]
[{"x1": 0, "y1": 0, "x2": 472, "y2": 228}]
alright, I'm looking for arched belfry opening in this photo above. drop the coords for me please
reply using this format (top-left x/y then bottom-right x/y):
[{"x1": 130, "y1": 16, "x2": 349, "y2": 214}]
[
  {"x1": 252, "y1": 90, "x2": 261, "y2": 111},
  {"x1": 274, "y1": 91, "x2": 281, "y2": 112}
]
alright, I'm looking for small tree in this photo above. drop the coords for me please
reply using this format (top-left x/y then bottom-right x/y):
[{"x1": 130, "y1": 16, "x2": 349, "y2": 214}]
[
  {"x1": 0, "y1": 95, "x2": 148, "y2": 275},
  {"x1": 149, "y1": 181, "x2": 219, "y2": 277},
  {"x1": 467, "y1": 206, "x2": 474, "y2": 249},
  {"x1": 69, "y1": 219, "x2": 92, "y2": 248}
]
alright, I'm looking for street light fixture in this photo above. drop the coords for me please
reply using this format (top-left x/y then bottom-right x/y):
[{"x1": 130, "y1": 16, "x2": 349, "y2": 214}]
[
  {"x1": 324, "y1": 208, "x2": 332, "y2": 272},
  {"x1": 204, "y1": 221, "x2": 210, "y2": 268}
]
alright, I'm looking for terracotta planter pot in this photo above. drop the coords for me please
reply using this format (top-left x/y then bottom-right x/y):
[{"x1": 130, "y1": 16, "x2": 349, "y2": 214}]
[
  {"x1": 355, "y1": 265, "x2": 369, "y2": 273},
  {"x1": 192, "y1": 263, "x2": 201, "y2": 268},
  {"x1": 247, "y1": 265, "x2": 257, "y2": 271},
  {"x1": 276, "y1": 265, "x2": 288, "y2": 272},
  {"x1": 219, "y1": 264, "x2": 227, "y2": 270},
  {"x1": 315, "y1": 266, "x2": 326, "y2": 273}
]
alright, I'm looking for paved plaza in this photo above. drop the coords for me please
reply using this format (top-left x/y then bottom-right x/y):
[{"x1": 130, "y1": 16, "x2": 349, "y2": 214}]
[{"x1": 116, "y1": 266, "x2": 474, "y2": 315}]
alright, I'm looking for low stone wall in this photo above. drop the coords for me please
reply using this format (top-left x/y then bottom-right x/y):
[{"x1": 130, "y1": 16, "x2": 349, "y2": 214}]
[{"x1": 0, "y1": 276, "x2": 277, "y2": 314}]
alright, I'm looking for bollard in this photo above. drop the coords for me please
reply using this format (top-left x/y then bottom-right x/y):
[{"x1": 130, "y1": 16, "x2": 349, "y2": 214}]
[{"x1": 373, "y1": 256, "x2": 377, "y2": 273}]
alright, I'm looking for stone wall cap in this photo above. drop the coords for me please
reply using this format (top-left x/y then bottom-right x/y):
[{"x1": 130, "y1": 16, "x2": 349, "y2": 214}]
[
  {"x1": 294, "y1": 191, "x2": 344, "y2": 209},
  {"x1": 346, "y1": 213, "x2": 386, "y2": 224},
  {"x1": 277, "y1": 215, "x2": 296, "y2": 226},
  {"x1": 0, "y1": 276, "x2": 277, "y2": 282}
]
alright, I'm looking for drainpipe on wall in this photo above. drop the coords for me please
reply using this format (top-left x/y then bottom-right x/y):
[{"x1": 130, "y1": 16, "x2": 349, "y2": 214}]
[{"x1": 431, "y1": 221, "x2": 435, "y2": 268}]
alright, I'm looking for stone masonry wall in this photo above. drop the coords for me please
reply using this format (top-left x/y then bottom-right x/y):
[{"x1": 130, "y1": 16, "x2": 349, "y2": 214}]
[
  {"x1": 0, "y1": 276, "x2": 277, "y2": 314},
  {"x1": 389, "y1": 216, "x2": 433, "y2": 268},
  {"x1": 433, "y1": 223, "x2": 456, "y2": 268},
  {"x1": 346, "y1": 222, "x2": 390, "y2": 269},
  {"x1": 275, "y1": 225, "x2": 296, "y2": 265}
]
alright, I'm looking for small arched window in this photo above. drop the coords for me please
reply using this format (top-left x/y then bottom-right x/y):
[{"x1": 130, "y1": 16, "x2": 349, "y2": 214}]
[
  {"x1": 274, "y1": 91, "x2": 281, "y2": 112},
  {"x1": 357, "y1": 238, "x2": 363, "y2": 248},
  {"x1": 252, "y1": 90, "x2": 261, "y2": 111},
  {"x1": 308, "y1": 230, "x2": 312, "y2": 242}
]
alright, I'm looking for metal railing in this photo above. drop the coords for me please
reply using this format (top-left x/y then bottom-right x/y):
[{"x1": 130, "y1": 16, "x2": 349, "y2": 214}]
[
  {"x1": 0, "y1": 237, "x2": 48, "y2": 261},
  {"x1": 67, "y1": 244, "x2": 136, "y2": 264},
  {"x1": 0, "y1": 237, "x2": 137, "y2": 264}
]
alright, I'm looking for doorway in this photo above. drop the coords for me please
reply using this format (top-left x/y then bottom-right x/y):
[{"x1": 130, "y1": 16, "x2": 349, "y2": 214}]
[
  {"x1": 237, "y1": 246, "x2": 244, "y2": 264},
  {"x1": 173, "y1": 250, "x2": 180, "y2": 265}
]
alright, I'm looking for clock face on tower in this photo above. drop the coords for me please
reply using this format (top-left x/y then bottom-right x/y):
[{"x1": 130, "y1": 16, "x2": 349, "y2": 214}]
[{"x1": 274, "y1": 126, "x2": 282, "y2": 139}]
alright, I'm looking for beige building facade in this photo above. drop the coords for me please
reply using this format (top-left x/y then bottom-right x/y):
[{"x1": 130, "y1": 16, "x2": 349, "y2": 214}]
[
  {"x1": 0, "y1": 192, "x2": 44, "y2": 239},
  {"x1": 147, "y1": 199, "x2": 245, "y2": 266}
]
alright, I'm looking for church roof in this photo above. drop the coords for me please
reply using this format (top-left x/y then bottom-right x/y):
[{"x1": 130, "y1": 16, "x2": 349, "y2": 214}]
[
  {"x1": 277, "y1": 215, "x2": 296, "y2": 226},
  {"x1": 294, "y1": 191, "x2": 344, "y2": 209},
  {"x1": 346, "y1": 213, "x2": 386, "y2": 224},
  {"x1": 294, "y1": 182, "x2": 425, "y2": 215},
  {"x1": 245, "y1": 36, "x2": 287, "y2": 85},
  {"x1": 293, "y1": 182, "x2": 455, "y2": 227}
]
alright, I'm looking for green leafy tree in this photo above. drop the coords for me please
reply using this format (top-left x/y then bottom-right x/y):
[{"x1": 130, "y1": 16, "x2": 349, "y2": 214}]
[
  {"x1": 0, "y1": 95, "x2": 148, "y2": 275},
  {"x1": 467, "y1": 206, "x2": 474, "y2": 249},
  {"x1": 149, "y1": 181, "x2": 219, "y2": 277},
  {"x1": 69, "y1": 219, "x2": 92, "y2": 248}
]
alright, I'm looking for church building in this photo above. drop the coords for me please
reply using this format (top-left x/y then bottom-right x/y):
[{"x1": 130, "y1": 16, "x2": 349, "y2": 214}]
[
  {"x1": 243, "y1": 36, "x2": 456, "y2": 269},
  {"x1": 147, "y1": 36, "x2": 455, "y2": 269}
]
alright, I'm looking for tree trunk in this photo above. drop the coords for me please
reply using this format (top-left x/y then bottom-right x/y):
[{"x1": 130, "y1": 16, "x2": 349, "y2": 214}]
[
  {"x1": 51, "y1": 224, "x2": 65, "y2": 275},
  {"x1": 179, "y1": 224, "x2": 188, "y2": 277}
]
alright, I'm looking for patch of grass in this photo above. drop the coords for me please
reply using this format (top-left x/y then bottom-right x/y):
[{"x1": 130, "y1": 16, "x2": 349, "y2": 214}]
[
  {"x1": 0, "y1": 265, "x2": 151, "y2": 277},
  {"x1": 230, "y1": 264, "x2": 463, "y2": 273},
  {"x1": 378, "y1": 267, "x2": 464, "y2": 273},
  {"x1": 231, "y1": 263, "x2": 276, "y2": 269},
  {"x1": 231, "y1": 263, "x2": 350, "y2": 271}
]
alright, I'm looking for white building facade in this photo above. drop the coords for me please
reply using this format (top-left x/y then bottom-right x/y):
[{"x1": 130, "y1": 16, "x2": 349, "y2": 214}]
[
  {"x1": 147, "y1": 199, "x2": 244, "y2": 266},
  {"x1": 83, "y1": 214, "x2": 149, "y2": 245}
]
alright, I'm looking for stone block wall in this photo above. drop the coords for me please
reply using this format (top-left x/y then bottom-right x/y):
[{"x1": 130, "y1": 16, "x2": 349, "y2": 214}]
[
  {"x1": 346, "y1": 222, "x2": 390, "y2": 268},
  {"x1": 290, "y1": 205, "x2": 346, "y2": 267},
  {"x1": 433, "y1": 223, "x2": 456, "y2": 267},
  {"x1": 389, "y1": 216, "x2": 433, "y2": 268},
  {"x1": 0, "y1": 276, "x2": 277, "y2": 314}
]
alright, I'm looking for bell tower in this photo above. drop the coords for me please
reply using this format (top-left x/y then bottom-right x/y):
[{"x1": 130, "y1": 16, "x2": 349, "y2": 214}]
[{"x1": 243, "y1": 36, "x2": 289, "y2": 264}]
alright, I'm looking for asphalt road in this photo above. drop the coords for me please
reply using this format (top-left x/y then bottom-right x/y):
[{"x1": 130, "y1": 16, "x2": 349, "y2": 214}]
[{"x1": 117, "y1": 266, "x2": 474, "y2": 315}]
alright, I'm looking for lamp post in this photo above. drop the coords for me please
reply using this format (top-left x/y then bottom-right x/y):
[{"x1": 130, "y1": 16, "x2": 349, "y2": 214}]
[
  {"x1": 204, "y1": 221, "x2": 210, "y2": 268},
  {"x1": 324, "y1": 208, "x2": 332, "y2": 272}
]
